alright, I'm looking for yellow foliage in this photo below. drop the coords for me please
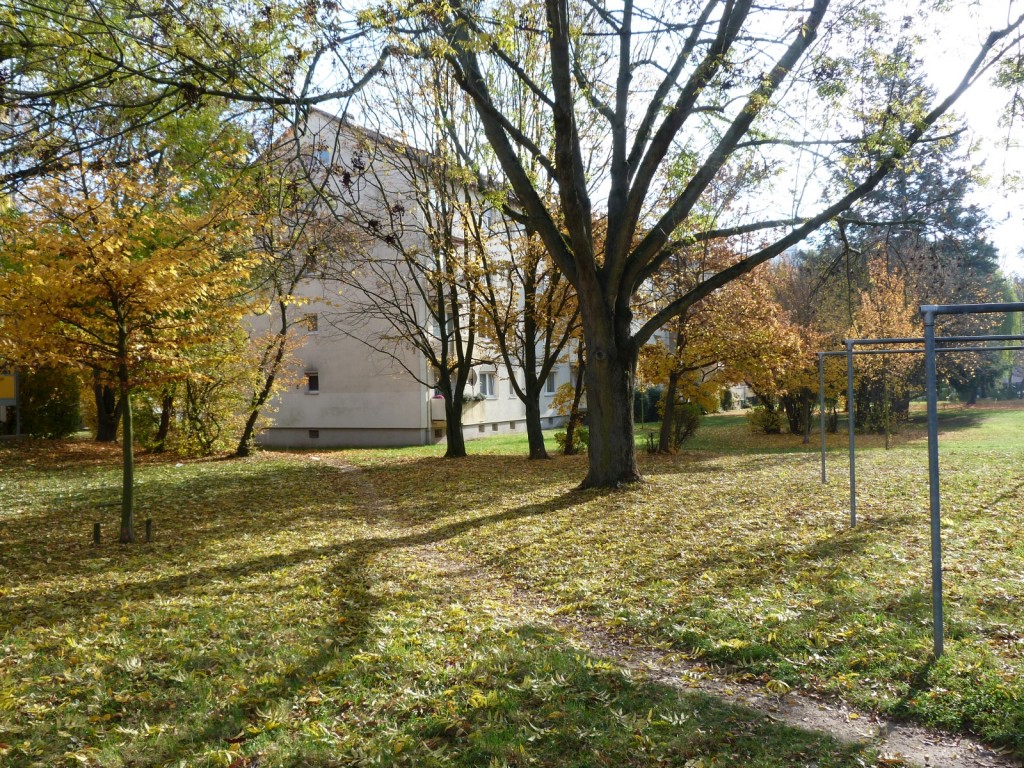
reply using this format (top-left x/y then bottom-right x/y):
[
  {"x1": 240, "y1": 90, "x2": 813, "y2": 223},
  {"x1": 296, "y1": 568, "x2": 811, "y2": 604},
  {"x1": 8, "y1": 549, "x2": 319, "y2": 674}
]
[{"x1": 0, "y1": 165, "x2": 262, "y2": 391}]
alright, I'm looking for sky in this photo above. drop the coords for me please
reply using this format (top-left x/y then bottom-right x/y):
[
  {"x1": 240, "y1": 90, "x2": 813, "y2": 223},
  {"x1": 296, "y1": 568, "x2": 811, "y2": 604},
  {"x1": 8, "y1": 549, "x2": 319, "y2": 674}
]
[{"x1": 917, "y1": 1, "x2": 1024, "y2": 275}]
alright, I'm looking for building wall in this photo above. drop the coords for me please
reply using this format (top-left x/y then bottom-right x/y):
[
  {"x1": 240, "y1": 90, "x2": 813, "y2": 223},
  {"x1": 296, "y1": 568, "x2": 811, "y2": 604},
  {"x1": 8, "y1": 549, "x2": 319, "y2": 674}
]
[{"x1": 253, "y1": 109, "x2": 572, "y2": 449}]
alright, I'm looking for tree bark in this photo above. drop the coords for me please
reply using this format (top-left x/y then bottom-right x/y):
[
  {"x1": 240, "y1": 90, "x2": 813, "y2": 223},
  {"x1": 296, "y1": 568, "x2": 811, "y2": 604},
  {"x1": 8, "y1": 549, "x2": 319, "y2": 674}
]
[
  {"x1": 444, "y1": 394, "x2": 467, "y2": 458},
  {"x1": 94, "y1": 373, "x2": 120, "y2": 442},
  {"x1": 579, "y1": 331, "x2": 639, "y2": 487},
  {"x1": 801, "y1": 390, "x2": 812, "y2": 445},
  {"x1": 524, "y1": 396, "x2": 548, "y2": 459},
  {"x1": 119, "y1": 384, "x2": 135, "y2": 544},
  {"x1": 153, "y1": 391, "x2": 174, "y2": 452}
]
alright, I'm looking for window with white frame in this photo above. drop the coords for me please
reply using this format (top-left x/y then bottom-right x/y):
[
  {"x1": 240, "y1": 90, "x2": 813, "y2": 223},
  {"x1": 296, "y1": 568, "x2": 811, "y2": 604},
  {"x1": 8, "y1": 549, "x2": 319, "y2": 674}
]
[
  {"x1": 544, "y1": 372, "x2": 557, "y2": 395},
  {"x1": 480, "y1": 372, "x2": 497, "y2": 398}
]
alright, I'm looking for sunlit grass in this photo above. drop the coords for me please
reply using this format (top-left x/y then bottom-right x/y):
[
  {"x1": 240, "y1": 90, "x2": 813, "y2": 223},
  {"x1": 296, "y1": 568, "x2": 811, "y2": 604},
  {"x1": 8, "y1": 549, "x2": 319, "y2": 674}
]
[{"x1": 2, "y1": 404, "x2": 1022, "y2": 765}]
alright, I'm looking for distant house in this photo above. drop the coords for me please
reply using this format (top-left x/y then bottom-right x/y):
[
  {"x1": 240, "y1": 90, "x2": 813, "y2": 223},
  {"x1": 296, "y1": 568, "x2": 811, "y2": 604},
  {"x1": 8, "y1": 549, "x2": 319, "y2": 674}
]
[{"x1": 254, "y1": 109, "x2": 571, "y2": 449}]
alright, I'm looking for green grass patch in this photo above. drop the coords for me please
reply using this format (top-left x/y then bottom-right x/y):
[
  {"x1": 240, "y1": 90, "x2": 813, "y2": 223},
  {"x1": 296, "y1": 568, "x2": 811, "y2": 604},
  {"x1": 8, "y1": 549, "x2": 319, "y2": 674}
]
[{"x1": 3, "y1": 405, "x2": 1024, "y2": 764}]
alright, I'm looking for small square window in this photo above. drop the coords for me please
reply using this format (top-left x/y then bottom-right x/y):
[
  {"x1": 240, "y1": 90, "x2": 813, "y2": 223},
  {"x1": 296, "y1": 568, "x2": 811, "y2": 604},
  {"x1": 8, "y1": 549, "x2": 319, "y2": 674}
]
[
  {"x1": 510, "y1": 421, "x2": 516, "y2": 430},
  {"x1": 306, "y1": 372, "x2": 319, "y2": 394},
  {"x1": 491, "y1": 423, "x2": 498, "y2": 431},
  {"x1": 308, "y1": 429, "x2": 320, "y2": 439},
  {"x1": 478, "y1": 424, "x2": 485, "y2": 433},
  {"x1": 434, "y1": 428, "x2": 443, "y2": 438}
]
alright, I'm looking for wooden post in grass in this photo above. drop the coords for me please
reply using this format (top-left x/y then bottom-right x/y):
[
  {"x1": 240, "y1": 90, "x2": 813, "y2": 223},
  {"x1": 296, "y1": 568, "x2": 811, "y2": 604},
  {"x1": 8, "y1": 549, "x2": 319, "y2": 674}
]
[
  {"x1": 93, "y1": 522, "x2": 101, "y2": 545},
  {"x1": 145, "y1": 518, "x2": 152, "y2": 543}
]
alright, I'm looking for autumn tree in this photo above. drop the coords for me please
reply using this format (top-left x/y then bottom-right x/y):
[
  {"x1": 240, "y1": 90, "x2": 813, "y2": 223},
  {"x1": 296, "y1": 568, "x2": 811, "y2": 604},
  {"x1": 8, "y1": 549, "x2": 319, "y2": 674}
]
[
  {"x1": 638, "y1": 239, "x2": 803, "y2": 451},
  {"x1": 0, "y1": 167, "x2": 258, "y2": 542},
  {"x1": 476, "y1": 216, "x2": 580, "y2": 459},
  {"x1": 849, "y1": 255, "x2": 921, "y2": 442},
  {"x1": 371, "y1": 0, "x2": 1024, "y2": 487}
]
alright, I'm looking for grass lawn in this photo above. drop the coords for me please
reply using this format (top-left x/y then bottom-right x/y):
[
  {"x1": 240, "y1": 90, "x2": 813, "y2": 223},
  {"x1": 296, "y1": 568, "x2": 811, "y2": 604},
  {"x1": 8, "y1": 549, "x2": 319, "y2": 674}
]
[{"x1": 1, "y1": 406, "x2": 1023, "y2": 766}]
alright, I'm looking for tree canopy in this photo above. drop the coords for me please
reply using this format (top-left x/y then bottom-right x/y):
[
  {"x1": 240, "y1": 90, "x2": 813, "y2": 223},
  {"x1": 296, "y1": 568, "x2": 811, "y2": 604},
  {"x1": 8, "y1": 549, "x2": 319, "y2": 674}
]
[{"x1": 362, "y1": 0, "x2": 1024, "y2": 486}]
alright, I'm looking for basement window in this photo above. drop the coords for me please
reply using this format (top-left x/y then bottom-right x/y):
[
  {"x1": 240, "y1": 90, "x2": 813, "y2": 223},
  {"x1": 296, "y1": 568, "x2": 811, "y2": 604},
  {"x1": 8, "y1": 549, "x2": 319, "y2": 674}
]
[{"x1": 308, "y1": 429, "x2": 320, "y2": 439}]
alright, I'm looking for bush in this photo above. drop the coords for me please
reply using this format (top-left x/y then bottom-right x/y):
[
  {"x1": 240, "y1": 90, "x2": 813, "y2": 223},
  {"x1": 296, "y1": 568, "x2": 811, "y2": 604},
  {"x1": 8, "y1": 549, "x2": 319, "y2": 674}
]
[
  {"x1": 747, "y1": 405, "x2": 783, "y2": 434},
  {"x1": 554, "y1": 425, "x2": 589, "y2": 453},
  {"x1": 672, "y1": 402, "x2": 701, "y2": 447},
  {"x1": 19, "y1": 367, "x2": 82, "y2": 438}
]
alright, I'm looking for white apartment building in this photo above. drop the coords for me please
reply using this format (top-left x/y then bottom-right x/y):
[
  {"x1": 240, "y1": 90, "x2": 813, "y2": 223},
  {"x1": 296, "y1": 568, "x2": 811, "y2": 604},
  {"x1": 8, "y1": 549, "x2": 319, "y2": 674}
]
[{"x1": 255, "y1": 109, "x2": 571, "y2": 449}]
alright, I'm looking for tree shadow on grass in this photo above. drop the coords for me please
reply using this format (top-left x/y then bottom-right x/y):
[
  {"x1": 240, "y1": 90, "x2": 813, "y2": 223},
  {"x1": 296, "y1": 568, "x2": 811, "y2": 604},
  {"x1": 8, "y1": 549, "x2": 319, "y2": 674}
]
[
  {"x1": 2, "y1": 461, "x2": 881, "y2": 767},
  {"x1": 0, "y1": 464, "x2": 584, "y2": 632}
]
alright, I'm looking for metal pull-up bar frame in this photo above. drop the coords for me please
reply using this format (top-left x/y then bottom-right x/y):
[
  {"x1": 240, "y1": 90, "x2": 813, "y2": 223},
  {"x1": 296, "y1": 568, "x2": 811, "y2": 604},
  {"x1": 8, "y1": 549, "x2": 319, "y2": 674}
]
[{"x1": 814, "y1": 302, "x2": 1024, "y2": 658}]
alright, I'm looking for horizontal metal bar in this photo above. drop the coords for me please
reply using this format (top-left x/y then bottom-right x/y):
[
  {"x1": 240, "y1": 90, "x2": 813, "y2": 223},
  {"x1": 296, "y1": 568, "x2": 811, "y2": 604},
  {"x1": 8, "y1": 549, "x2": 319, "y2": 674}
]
[
  {"x1": 921, "y1": 302, "x2": 1024, "y2": 316},
  {"x1": 842, "y1": 334, "x2": 1024, "y2": 347},
  {"x1": 841, "y1": 345, "x2": 1024, "y2": 356}
]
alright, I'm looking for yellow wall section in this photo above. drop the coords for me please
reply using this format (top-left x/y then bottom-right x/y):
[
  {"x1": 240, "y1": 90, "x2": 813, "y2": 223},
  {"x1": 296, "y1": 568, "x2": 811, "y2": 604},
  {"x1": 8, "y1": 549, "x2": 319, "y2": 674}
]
[{"x1": 0, "y1": 375, "x2": 14, "y2": 400}]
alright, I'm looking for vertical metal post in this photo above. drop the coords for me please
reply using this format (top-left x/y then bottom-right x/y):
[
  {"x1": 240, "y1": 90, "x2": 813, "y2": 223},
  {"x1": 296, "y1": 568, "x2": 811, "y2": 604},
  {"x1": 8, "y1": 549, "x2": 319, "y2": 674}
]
[
  {"x1": 819, "y1": 352, "x2": 827, "y2": 483},
  {"x1": 846, "y1": 340, "x2": 856, "y2": 527},
  {"x1": 923, "y1": 310, "x2": 944, "y2": 658}
]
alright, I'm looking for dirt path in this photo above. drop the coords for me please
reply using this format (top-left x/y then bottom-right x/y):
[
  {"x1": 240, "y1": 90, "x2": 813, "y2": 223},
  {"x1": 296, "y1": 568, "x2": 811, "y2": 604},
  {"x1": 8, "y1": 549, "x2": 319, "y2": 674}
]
[{"x1": 317, "y1": 455, "x2": 1022, "y2": 768}]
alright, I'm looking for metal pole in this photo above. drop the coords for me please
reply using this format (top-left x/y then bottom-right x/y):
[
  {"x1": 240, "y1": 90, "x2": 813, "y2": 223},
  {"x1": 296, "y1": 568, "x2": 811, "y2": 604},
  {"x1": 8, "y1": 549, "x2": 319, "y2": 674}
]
[
  {"x1": 923, "y1": 309, "x2": 944, "y2": 658},
  {"x1": 819, "y1": 352, "x2": 827, "y2": 484},
  {"x1": 846, "y1": 340, "x2": 856, "y2": 527}
]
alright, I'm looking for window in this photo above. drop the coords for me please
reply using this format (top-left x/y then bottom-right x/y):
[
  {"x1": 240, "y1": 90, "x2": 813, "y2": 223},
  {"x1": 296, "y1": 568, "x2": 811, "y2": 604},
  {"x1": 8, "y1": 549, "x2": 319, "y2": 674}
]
[
  {"x1": 510, "y1": 421, "x2": 516, "y2": 430},
  {"x1": 480, "y1": 372, "x2": 496, "y2": 398},
  {"x1": 316, "y1": 148, "x2": 331, "y2": 166},
  {"x1": 491, "y1": 423, "x2": 498, "y2": 432},
  {"x1": 306, "y1": 371, "x2": 319, "y2": 394},
  {"x1": 545, "y1": 372, "x2": 557, "y2": 395},
  {"x1": 308, "y1": 429, "x2": 320, "y2": 439},
  {"x1": 302, "y1": 313, "x2": 318, "y2": 333}
]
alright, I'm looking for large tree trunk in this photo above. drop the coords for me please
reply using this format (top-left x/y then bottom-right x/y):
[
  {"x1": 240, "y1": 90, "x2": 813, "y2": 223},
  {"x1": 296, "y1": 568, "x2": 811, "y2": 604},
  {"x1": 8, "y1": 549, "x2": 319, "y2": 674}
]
[
  {"x1": 444, "y1": 395, "x2": 467, "y2": 458},
  {"x1": 524, "y1": 396, "x2": 548, "y2": 459},
  {"x1": 658, "y1": 368, "x2": 680, "y2": 454},
  {"x1": 579, "y1": 329, "x2": 639, "y2": 488},
  {"x1": 94, "y1": 372, "x2": 119, "y2": 442}
]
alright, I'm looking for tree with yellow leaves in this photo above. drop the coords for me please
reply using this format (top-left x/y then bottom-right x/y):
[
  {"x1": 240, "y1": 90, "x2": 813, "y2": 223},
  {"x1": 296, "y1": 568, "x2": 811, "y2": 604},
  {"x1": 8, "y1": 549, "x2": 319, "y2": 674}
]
[
  {"x1": 639, "y1": 240, "x2": 803, "y2": 451},
  {"x1": 850, "y1": 255, "x2": 922, "y2": 444},
  {"x1": 0, "y1": 166, "x2": 258, "y2": 542}
]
